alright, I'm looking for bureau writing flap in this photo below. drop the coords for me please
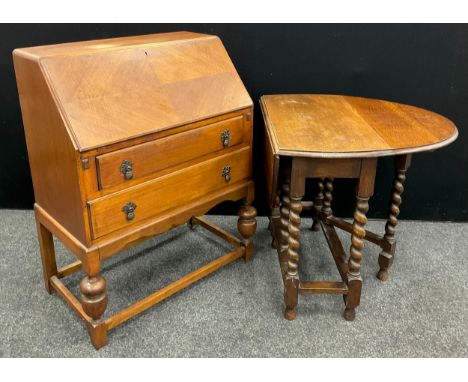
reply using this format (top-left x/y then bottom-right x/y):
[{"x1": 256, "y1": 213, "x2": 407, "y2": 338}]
[{"x1": 16, "y1": 31, "x2": 252, "y2": 152}]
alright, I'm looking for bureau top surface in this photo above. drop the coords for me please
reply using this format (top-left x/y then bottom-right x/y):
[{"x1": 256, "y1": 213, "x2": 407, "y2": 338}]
[
  {"x1": 14, "y1": 32, "x2": 252, "y2": 151},
  {"x1": 261, "y1": 94, "x2": 458, "y2": 158}
]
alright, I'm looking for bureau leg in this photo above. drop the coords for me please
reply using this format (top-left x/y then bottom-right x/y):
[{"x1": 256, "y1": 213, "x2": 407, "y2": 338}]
[
  {"x1": 80, "y1": 255, "x2": 108, "y2": 349},
  {"x1": 311, "y1": 178, "x2": 324, "y2": 231},
  {"x1": 35, "y1": 220, "x2": 57, "y2": 294},
  {"x1": 377, "y1": 155, "x2": 411, "y2": 282},
  {"x1": 238, "y1": 202, "x2": 257, "y2": 262}
]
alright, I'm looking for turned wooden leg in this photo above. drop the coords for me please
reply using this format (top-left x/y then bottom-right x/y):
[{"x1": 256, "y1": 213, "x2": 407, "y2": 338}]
[
  {"x1": 279, "y1": 181, "x2": 291, "y2": 265},
  {"x1": 270, "y1": 192, "x2": 281, "y2": 249},
  {"x1": 377, "y1": 155, "x2": 411, "y2": 282},
  {"x1": 237, "y1": 202, "x2": 257, "y2": 262},
  {"x1": 80, "y1": 256, "x2": 108, "y2": 349},
  {"x1": 35, "y1": 219, "x2": 57, "y2": 294},
  {"x1": 284, "y1": 195, "x2": 302, "y2": 320},
  {"x1": 311, "y1": 178, "x2": 324, "y2": 231},
  {"x1": 187, "y1": 216, "x2": 197, "y2": 230},
  {"x1": 344, "y1": 196, "x2": 369, "y2": 321},
  {"x1": 343, "y1": 159, "x2": 376, "y2": 320},
  {"x1": 321, "y1": 178, "x2": 334, "y2": 219}
]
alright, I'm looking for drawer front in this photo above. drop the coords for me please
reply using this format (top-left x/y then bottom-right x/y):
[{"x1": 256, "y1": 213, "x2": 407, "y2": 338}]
[
  {"x1": 96, "y1": 115, "x2": 246, "y2": 190},
  {"x1": 88, "y1": 147, "x2": 251, "y2": 239}
]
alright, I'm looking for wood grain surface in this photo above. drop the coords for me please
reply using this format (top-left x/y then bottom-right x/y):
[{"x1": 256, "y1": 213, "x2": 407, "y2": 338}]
[
  {"x1": 14, "y1": 31, "x2": 252, "y2": 151},
  {"x1": 96, "y1": 115, "x2": 246, "y2": 189},
  {"x1": 88, "y1": 147, "x2": 251, "y2": 239},
  {"x1": 13, "y1": 50, "x2": 88, "y2": 243},
  {"x1": 261, "y1": 94, "x2": 458, "y2": 158},
  {"x1": 14, "y1": 31, "x2": 256, "y2": 348}
]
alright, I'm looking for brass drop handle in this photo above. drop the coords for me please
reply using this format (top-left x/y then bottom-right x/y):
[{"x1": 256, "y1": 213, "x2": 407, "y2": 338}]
[
  {"x1": 221, "y1": 129, "x2": 231, "y2": 148},
  {"x1": 122, "y1": 202, "x2": 137, "y2": 221},
  {"x1": 222, "y1": 166, "x2": 231, "y2": 183},
  {"x1": 120, "y1": 160, "x2": 133, "y2": 180}
]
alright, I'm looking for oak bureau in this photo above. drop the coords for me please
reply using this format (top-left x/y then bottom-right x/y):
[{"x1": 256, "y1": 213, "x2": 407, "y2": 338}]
[{"x1": 13, "y1": 32, "x2": 257, "y2": 348}]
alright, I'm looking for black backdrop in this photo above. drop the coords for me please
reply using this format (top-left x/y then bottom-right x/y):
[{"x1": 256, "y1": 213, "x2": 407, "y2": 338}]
[{"x1": 1, "y1": 24, "x2": 467, "y2": 221}]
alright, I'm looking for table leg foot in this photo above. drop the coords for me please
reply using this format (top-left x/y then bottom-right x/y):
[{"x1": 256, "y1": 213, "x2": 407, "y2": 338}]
[
  {"x1": 271, "y1": 238, "x2": 278, "y2": 249},
  {"x1": 285, "y1": 308, "x2": 297, "y2": 321},
  {"x1": 284, "y1": 274, "x2": 299, "y2": 320},
  {"x1": 343, "y1": 307, "x2": 356, "y2": 321},
  {"x1": 376, "y1": 269, "x2": 389, "y2": 282}
]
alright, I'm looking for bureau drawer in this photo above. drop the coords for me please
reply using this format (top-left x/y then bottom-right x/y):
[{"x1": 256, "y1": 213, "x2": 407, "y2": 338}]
[
  {"x1": 96, "y1": 115, "x2": 246, "y2": 190},
  {"x1": 88, "y1": 147, "x2": 251, "y2": 239}
]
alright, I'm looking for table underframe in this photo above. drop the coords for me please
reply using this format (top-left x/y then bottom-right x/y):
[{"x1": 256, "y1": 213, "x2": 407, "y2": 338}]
[{"x1": 269, "y1": 154, "x2": 412, "y2": 321}]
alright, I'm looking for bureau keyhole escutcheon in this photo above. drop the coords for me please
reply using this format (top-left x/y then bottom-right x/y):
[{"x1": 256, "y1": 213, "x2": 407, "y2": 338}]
[
  {"x1": 122, "y1": 202, "x2": 137, "y2": 221},
  {"x1": 222, "y1": 166, "x2": 231, "y2": 183},
  {"x1": 120, "y1": 160, "x2": 134, "y2": 180},
  {"x1": 221, "y1": 129, "x2": 231, "y2": 148}
]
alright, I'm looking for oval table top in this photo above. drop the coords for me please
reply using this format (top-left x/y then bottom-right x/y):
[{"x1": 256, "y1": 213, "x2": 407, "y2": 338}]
[{"x1": 260, "y1": 94, "x2": 458, "y2": 158}]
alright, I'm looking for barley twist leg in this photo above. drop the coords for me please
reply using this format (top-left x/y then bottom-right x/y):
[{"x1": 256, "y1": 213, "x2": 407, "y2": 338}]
[
  {"x1": 377, "y1": 166, "x2": 407, "y2": 281},
  {"x1": 311, "y1": 178, "x2": 324, "y2": 231},
  {"x1": 321, "y1": 178, "x2": 334, "y2": 218},
  {"x1": 344, "y1": 196, "x2": 369, "y2": 321},
  {"x1": 279, "y1": 181, "x2": 291, "y2": 265},
  {"x1": 284, "y1": 195, "x2": 303, "y2": 320}
]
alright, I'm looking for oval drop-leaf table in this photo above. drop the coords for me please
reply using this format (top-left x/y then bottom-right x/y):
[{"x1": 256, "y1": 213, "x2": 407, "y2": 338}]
[{"x1": 261, "y1": 94, "x2": 458, "y2": 321}]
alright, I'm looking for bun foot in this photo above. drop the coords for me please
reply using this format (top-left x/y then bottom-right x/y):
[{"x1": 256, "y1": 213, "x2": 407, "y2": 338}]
[
  {"x1": 284, "y1": 308, "x2": 297, "y2": 321},
  {"x1": 343, "y1": 307, "x2": 356, "y2": 321},
  {"x1": 377, "y1": 269, "x2": 389, "y2": 282}
]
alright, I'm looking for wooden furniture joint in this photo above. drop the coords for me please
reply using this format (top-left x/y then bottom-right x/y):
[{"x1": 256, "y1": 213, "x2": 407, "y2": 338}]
[
  {"x1": 14, "y1": 32, "x2": 257, "y2": 349},
  {"x1": 261, "y1": 94, "x2": 458, "y2": 322}
]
